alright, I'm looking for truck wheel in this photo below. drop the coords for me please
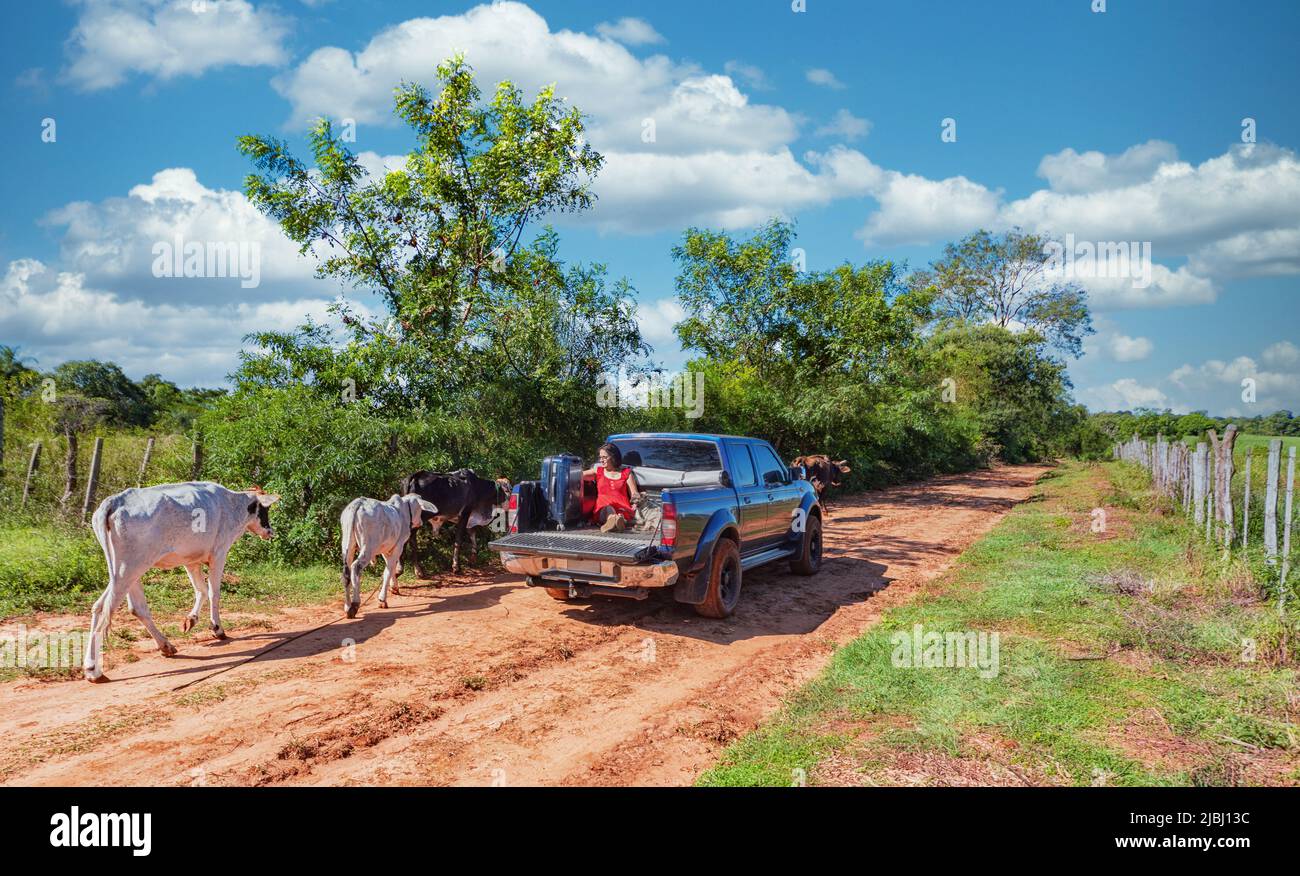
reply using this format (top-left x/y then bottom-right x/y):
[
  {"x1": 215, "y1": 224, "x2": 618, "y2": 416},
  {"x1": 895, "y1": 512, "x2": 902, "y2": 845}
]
[
  {"x1": 695, "y1": 538, "x2": 742, "y2": 618},
  {"x1": 544, "y1": 587, "x2": 571, "y2": 601},
  {"x1": 790, "y1": 513, "x2": 823, "y2": 575}
]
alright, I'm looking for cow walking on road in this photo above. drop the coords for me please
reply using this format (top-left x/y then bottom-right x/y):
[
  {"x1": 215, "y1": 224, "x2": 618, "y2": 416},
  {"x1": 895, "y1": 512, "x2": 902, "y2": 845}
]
[
  {"x1": 792, "y1": 455, "x2": 850, "y2": 512},
  {"x1": 339, "y1": 494, "x2": 438, "y2": 618},
  {"x1": 85, "y1": 482, "x2": 281, "y2": 683},
  {"x1": 399, "y1": 470, "x2": 511, "y2": 576}
]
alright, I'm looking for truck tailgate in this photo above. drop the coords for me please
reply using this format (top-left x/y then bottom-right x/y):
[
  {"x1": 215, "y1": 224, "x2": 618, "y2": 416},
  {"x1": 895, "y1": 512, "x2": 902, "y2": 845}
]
[{"x1": 489, "y1": 530, "x2": 659, "y2": 563}]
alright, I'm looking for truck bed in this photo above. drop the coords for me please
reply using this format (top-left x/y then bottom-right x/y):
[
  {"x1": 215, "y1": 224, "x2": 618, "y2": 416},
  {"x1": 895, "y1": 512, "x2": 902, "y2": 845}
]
[{"x1": 488, "y1": 528, "x2": 660, "y2": 563}]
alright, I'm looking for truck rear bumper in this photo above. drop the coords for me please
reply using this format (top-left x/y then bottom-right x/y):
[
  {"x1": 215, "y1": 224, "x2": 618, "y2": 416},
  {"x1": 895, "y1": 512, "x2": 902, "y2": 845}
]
[{"x1": 499, "y1": 552, "x2": 680, "y2": 591}]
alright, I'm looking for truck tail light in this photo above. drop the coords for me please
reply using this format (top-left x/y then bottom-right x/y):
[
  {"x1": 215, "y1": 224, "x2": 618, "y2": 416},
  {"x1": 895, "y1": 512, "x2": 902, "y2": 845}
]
[
  {"x1": 661, "y1": 498, "x2": 677, "y2": 548},
  {"x1": 508, "y1": 491, "x2": 519, "y2": 533}
]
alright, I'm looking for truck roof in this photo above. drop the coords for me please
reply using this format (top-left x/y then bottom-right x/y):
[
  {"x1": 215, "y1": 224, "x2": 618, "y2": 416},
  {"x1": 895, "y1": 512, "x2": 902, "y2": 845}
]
[{"x1": 607, "y1": 432, "x2": 763, "y2": 443}]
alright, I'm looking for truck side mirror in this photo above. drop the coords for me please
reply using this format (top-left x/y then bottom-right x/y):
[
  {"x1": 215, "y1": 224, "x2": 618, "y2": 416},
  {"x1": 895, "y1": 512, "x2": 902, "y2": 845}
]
[
  {"x1": 764, "y1": 470, "x2": 783, "y2": 486},
  {"x1": 719, "y1": 470, "x2": 732, "y2": 488}
]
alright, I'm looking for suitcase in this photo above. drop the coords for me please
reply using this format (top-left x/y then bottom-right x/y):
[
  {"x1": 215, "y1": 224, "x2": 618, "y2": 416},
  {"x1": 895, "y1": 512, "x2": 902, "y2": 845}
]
[{"x1": 540, "y1": 454, "x2": 584, "y2": 529}]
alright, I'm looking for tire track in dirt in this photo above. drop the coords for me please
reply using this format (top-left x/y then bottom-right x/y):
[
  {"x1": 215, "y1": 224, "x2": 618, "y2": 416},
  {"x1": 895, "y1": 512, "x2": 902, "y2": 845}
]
[{"x1": 0, "y1": 464, "x2": 1049, "y2": 786}]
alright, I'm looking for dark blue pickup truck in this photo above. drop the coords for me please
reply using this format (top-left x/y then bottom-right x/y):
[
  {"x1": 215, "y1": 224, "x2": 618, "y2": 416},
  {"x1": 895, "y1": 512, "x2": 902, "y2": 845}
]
[{"x1": 488, "y1": 433, "x2": 824, "y2": 617}]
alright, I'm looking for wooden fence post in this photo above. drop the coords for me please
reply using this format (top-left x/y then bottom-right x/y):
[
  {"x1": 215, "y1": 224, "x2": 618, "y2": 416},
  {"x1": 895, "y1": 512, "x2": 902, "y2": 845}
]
[
  {"x1": 1242, "y1": 448, "x2": 1253, "y2": 549},
  {"x1": 20, "y1": 441, "x2": 41, "y2": 509},
  {"x1": 1206, "y1": 449, "x2": 1215, "y2": 543},
  {"x1": 82, "y1": 436, "x2": 103, "y2": 522},
  {"x1": 1265, "y1": 439, "x2": 1282, "y2": 565},
  {"x1": 1193, "y1": 442, "x2": 1207, "y2": 526},
  {"x1": 137, "y1": 435, "x2": 155, "y2": 487},
  {"x1": 0, "y1": 396, "x2": 5, "y2": 480},
  {"x1": 1279, "y1": 447, "x2": 1295, "y2": 608},
  {"x1": 191, "y1": 438, "x2": 203, "y2": 480}
]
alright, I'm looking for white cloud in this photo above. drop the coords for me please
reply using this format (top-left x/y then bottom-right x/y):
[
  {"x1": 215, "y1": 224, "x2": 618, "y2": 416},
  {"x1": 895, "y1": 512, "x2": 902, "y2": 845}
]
[
  {"x1": 805, "y1": 68, "x2": 845, "y2": 89},
  {"x1": 588, "y1": 147, "x2": 880, "y2": 233},
  {"x1": 41, "y1": 167, "x2": 323, "y2": 304},
  {"x1": 1, "y1": 260, "x2": 357, "y2": 387},
  {"x1": 595, "y1": 17, "x2": 664, "y2": 46},
  {"x1": 1081, "y1": 378, "x2": 1170, "y2": 411},
  {"x1": 1107, "y1": 334, "x2": 1153, "y2": 362},
  {"x1": 636, "y1": 296, "x2": 685, "y2": 347},
  {"x1": 63, "y1": 0, "x2": 289, "y2": 91},
  {"x1": 1037, "y1": 140, "x2": 1179, "y2": 194},
  {"x1": 1074, "y1": 265, "x2": 1217, "y2": 310},
  {"x1": 723, "y1": 60, "x2": 768, "y2": 91},
  {"x1": 815, "y1": 109, "x2": 870, "y2": 141},
  {"x1": 1263, "y1": 341, "x2": 1300, "y2": 368},
  {"x1": 856, "y1": 172, "x2": 1001, "y2": 247}
]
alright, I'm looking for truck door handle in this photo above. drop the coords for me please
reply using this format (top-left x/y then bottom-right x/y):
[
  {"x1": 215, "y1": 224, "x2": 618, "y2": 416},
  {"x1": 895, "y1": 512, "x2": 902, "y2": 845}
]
[{"x1": 743, "y1": 497, "x2": 752, "y2": 504}]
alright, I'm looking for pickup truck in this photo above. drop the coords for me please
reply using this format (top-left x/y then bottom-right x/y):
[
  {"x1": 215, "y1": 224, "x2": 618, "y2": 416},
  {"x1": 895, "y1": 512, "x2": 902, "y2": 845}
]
[{"x1": 488, "y1": 433, "x2": 824, "y2": 617}]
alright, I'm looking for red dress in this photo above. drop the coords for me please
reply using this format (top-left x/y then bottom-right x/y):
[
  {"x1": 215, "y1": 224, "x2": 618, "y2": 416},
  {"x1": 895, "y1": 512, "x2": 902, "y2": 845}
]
[{"x1": 594, "y1": 466, "x2": 635, "y2": 523}]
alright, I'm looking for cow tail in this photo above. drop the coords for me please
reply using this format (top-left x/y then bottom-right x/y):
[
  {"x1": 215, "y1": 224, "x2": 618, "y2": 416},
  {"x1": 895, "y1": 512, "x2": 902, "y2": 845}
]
[{"x1": 92, "y1": 495, "x2": 122, "y2": 580}]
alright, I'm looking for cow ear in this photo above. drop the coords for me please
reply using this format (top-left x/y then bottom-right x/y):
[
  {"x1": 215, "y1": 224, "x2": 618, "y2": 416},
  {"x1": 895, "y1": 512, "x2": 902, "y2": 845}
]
[
  {"x1": 257, "y1": 493, "x2": 280, "y2": 507},
  {"x1": 418, "y1": 499, "x2": 439, "y2": 515},
  {"x1": 835, "y1": 460, "x2": 851, "y2": 472}
]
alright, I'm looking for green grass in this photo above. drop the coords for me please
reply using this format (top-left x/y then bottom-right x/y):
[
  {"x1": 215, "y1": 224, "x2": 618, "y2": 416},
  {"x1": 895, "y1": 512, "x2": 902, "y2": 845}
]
[{"x1": 698, "y1": 461, "x2": 1300, "y2": 787}]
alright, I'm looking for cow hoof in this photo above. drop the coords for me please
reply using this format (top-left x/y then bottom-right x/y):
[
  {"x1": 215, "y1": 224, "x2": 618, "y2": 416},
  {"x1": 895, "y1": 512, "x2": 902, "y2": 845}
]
[
  {"x1": 160, "y1": 642, "x2": 178, "y2": 657},
  {"x1": 346, "y1": 602, "x2": 359, "y2": 619},
  {"x1": 378, "y1": 599, "x2": 388, "y2": 609},
  {"x1": 86, "y1": 672, "x2": 109, "y2": 684},
  {"x1": 182, "y1": 615, "x2": 195, "y2": 633},
  {"x1": 211, "y1": 627, "x2": 227, "y2": 640},
  {"x1": 390, "y1": 586, "x2": 401, "y2": 596}
]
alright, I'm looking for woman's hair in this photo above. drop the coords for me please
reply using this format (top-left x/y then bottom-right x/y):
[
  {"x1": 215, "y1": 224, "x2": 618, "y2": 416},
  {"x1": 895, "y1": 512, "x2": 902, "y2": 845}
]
[{"x1": 598, "y1": 442, "x2": 622, "y2": 467}]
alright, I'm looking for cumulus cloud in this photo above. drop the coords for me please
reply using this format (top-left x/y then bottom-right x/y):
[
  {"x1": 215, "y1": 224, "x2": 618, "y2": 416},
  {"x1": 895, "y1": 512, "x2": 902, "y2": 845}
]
[
  {"x1": 815, "y1": 109, "x2": 870, "y2": 141},
  {"x1": 856, "y1": 172, "x2": 1001, "y2": 247},
  {"x1": 1036, "y1": 140, "x2": 1179, "y2": 194},
  {"x1": 0, "y1": 259, "x2": 357, "y2": 387},
  {"x1": 1080, "y1": 378, "x2": 1170, "y2": 411},
  {"x1": 588, "y1": 147, "x2": 880, "y2": 233},
  {"x1": 722, "y1": 60, "x2": 769, "y2": 91},
  {"x1": 594, "y1": 17, "x2": 664, "y2": 46},
  {"x1": 40, "y1": 167, "x2": 323, "y2": 304},
  {"x1": 805, "y1": 68, "x2": 845, "y2": 89},
  {"x1": 62, "y1": 0, "x2": 290, "y2": 91}
]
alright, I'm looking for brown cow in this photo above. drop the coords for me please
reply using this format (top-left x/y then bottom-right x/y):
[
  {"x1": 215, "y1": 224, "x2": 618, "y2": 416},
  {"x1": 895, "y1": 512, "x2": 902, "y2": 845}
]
[{"x1": 791, "y1": 455, "x2": 850, "y2": 510}]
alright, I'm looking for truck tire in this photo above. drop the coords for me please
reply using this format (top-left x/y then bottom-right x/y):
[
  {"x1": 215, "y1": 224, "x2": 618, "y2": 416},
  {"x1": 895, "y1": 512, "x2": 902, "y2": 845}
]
[
  {"x1": 790, "y1": 513, "x2": 823, "y2": 575},
  {"x1": 695, "y1": 538, "x2": 742, "y2": 618}
]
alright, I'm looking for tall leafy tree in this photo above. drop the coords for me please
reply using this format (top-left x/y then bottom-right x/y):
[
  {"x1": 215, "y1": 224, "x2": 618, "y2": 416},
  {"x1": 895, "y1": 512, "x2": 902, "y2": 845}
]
[
  {"x1": 235, "y1": 55, "x2": 639, "y2": 410},
  {"x1": 911, "y1": 228, "x2": 1094, "y2": 357}
]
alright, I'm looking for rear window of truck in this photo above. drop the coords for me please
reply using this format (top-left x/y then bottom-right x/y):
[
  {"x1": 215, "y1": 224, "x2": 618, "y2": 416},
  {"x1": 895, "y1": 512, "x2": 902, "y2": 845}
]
[{"x1": 611, "y1": 439, "x2": 722, "y2": 472}]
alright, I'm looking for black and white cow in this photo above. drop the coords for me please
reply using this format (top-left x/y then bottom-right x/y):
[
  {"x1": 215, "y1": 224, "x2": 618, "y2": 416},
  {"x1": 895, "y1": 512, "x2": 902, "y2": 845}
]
[
  {"x1": 339, "y1": 493, "x2": 439, "y2": 617},
  {"x1": 85, "y1": 482, "x2": 280, "y2": 683},
  {"x1": 399, "y1": 469, "x2": 511, "y2": 576}
]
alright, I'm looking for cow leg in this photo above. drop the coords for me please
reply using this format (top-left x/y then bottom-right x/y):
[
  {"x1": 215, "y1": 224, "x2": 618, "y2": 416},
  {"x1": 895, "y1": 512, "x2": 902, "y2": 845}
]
[
  {"x1": 347, "y1": 545, "x2": 374, "y2": 618},
  {"x1": 127, "y1": 581, "x2": 176, "y2": 657},
  {"x1": 452, "y1": 514, "x2": 470, "y2": 574},
  {"x1": 206, "y1": 554, "x2": 228, "y2": 640},
  {"x1": 378, "y1": 552, "x2": 398, "y2": 608},
  {"x1": 182, "y1": 563, "x2": 206, "y2": 633},
  {"x1": 84, "y1": 574, "x2": 131, "y2": 682},
  {"x1": 469, "y1": 529, "x2": 479, "y2": 566},
  {"x1": 409, "y1": 525, "x2": 429, "y2": 579}
]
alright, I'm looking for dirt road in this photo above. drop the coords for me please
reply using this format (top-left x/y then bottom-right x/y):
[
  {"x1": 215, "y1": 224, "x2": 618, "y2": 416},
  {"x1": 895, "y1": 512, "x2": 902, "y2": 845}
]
[{"x1": 1, "y1": 465, "x2": 1048, "y2": 787}]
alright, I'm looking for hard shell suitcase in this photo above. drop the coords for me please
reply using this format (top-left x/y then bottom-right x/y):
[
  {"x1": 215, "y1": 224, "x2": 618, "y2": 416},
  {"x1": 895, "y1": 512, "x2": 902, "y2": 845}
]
[{"x1": 540, "y1": 453, "x2": 584, "y2": 529}]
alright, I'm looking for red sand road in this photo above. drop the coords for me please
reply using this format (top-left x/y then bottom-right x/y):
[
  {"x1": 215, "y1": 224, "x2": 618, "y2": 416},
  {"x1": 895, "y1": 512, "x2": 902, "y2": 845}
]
[{"x1": 0, "y1": 464, "x2": 1049, "y2": 786}]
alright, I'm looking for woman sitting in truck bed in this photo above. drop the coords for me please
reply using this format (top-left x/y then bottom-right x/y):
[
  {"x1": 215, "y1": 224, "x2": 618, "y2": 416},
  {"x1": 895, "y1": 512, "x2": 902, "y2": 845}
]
[{"x1": 585, "y1": 442, "x2": 642, "y2": 532}]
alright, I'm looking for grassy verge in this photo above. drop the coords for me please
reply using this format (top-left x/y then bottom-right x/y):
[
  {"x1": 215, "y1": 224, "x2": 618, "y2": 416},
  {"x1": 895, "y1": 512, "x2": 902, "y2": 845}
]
[{"x1": 699, "y1": 460, "x2": 1300, "y2": 787}]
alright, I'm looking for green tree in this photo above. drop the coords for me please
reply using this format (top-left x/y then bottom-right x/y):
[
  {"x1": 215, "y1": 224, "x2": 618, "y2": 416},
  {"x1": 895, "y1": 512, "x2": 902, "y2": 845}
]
[
  {"x1": 52, "y1": 360, "x2": 154, "y2": 427},
  {"x1": 912, "y1": 229, "x2": 1094, "y2": 357}
]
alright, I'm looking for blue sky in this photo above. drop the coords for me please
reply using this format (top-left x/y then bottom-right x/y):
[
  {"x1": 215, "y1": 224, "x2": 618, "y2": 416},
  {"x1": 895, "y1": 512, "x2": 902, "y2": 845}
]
[{"x1": 1, "y1": 0, "x2": 1297, "y2": 417}]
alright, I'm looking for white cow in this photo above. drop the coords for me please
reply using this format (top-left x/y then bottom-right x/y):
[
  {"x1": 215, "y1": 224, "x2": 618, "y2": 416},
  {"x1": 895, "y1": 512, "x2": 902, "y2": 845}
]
[
  {"x1": 340, "y1": 494, "x2": 438, "y2": 618},
  {"x1": 85, "y1": 482, "x2": 280, "y2": 683}
]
